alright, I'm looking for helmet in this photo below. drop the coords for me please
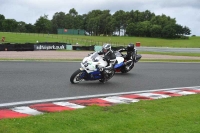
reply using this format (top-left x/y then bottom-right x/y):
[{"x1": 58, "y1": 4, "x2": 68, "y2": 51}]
[
  {"x1": 127, "y1": 43, "x2": 134, "y2": 51},
  {"x1": 102, "y1": 43, "x2": 111, "y2": 55}
]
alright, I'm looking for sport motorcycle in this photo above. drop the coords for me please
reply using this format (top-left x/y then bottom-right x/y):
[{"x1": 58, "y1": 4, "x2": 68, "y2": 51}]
[{"x1": 70, "y1": 52, "x2": 125, "y2": 84}]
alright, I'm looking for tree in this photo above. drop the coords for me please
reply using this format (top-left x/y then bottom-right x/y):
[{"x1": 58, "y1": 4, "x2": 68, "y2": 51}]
[
  {"x1": 66, "y1": 8, "x2": 79, "y2": 29},
  {"x1": 0, "y1": 14, "x2": 5, "y2": 31},
  {"x1": 25, "y1": 23, "x2": 35, "y2": 33},
  {"x1": 150, "y1": 14, "x2": 176, "y2": 29},
  {"x1": 150, "y1": 25, "x2": 162, "y2": 37},
  {"x1": 112, "y1": 10, "x2": 127, "y2": 36},
  {"x1": 34, "y1": 15, "x2": 52, "y2": 33},
  {"x1": 162, "y1": 24, "x2": 177, "y2": 38},
  {"x1": 85, "y1": 10, "x2": 103, "y2": 36},
  {"x1": 140, "y1": 21, "x2": 151, "y2": 37},
  {"x1": 126, "y1": 23, "x2": 137, "y2": 36},
  {"x1": 51, "y1": 12, "x2": 66, "y2": 33},
  {"x1": 183, "y1": 26, "x2": 191, "y2": 35},
  {"x1": 16, "y1": 21, "x2": 27, "y2": 32},
  {"x1": 143, "y1": 10, "x2": 155, "y2": 21},
  {"x1": 126, "y1": 10, "x2": 135, "y2": 24},
  {"x1": 174, "y1": 24, "x2": 184, "y2": 35},
  {"x1": 2, "y1": 19, "x2": 17, "y2": 32}
]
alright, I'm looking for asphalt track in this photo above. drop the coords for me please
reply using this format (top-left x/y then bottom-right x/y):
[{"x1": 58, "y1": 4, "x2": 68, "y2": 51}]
[{"x1": 0, "y1": 61, "x2": 200, "y2": 105}]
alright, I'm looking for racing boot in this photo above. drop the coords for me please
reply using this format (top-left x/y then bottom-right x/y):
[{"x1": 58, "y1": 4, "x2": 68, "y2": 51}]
[{"x1": 135, "y1": 54, "x2": 142, "y2": 63}]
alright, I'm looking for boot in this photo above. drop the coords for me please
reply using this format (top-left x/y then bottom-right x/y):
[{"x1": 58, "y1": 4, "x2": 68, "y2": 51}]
[{"x1": 135, "y1": 55, "x2": 142, "y2": 62}]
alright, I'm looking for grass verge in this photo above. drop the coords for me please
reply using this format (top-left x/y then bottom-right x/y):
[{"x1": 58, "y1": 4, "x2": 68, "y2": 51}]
[
  {"x1": 1, "y1": 32, "x2": 200, "y2": 48},
  {"x1": 0, "y1": 94, "x2": 200, "y2": 133}
]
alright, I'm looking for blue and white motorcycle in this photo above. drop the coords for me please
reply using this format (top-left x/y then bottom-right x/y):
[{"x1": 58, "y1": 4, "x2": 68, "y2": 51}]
[{"x1": 70, "y1": 52, "x2": 125, "y2": 84}]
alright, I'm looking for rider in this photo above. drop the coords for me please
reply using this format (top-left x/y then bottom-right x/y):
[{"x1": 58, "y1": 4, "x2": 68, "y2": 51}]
[
  {"x1": 117, "y1": 43, "x2": 141, "y2": 69},
  {"x1": 97, "y1": 43, "x2": 116, "y2": 82}
]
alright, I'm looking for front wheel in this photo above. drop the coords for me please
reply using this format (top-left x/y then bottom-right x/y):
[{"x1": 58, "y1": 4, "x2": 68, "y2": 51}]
[{"x1": 70, "y1": 69, "x2": 85, "y2": 84}]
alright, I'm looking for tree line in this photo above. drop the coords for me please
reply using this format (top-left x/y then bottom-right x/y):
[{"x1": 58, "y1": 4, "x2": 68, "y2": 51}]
[{"x1": 0, "y1": 8, "x2": 191, "y2": 39}]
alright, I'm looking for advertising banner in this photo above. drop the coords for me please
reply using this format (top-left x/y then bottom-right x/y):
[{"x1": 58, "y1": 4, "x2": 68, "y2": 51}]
[{"x1": 34, "y1": 44, "x2": 66, "y2": 50}]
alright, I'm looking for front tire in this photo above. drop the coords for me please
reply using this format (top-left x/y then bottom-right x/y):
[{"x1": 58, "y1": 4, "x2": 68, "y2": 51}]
[{"x1": 70, "y1": 69, "x2": 84, "y2": 84}]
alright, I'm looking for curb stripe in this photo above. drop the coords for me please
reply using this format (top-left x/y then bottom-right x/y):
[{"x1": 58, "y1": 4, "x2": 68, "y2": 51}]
[
  {"x1": 53, "y1": 102, "x2": 85, "y2": 109},
  {"x1": 164, "y1": 90, "x2": 196, "y2": 95},
  {"x1": 0, "y1": 109, "x2": 30, "y2": 119},
  {"x1": 135, "y1": 93, "x2": 171, "y2": 99},
  {"x1": 29, "y1": 103, "x2": 75, "y2": 112},
  {"x1": 120, "y1": 94, "x2": 153, "y2": 100},
  {"x1": 68, "y1": 98, "x2": 113, "y2": 106},
  {"x1": 101, "y1": 96, "x2": 140, "y2": 103},
  {"x1": 182, "y1": 88, "x2": 200, "y2": 93},
  {"x1": 153, "y1": 91, "x2": 182, "y2": 97},
  {"x1": 12, "y1": 106, "x2": 43, "y2": 115}
]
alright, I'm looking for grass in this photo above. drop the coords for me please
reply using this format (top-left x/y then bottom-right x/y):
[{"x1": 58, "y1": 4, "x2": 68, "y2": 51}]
[
  {"x1": 0, "y1": 94, "x2": 200, "y2": 133},
  {"x1": 1, "y1": 32, "x2": 200, "y2": 48}
]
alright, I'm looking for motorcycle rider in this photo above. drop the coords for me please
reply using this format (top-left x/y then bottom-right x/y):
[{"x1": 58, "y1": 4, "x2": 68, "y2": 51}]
[
  {"x1": 97, "y1": 43, "x2": 117, "y2": 83},
  {"x1": 117, "y1": 43, "x2": 141, "y2": 70}
]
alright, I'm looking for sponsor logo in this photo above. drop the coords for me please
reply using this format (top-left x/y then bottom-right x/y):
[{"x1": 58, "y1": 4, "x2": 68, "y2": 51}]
[{"x1": 35, "y1": 45, "x2": 65, "y2": 50}]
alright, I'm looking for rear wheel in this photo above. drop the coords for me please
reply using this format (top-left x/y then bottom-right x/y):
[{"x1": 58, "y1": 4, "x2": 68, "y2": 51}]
[
  {"x1": 70, "y1": 69, "x2": 84, "y2": 84},
  {"x1": 121, "y1": 61, "x2": 134, "y2": 73},
  {"x1": 120, "y1": 66, "x2": 128, "y2": 73}
]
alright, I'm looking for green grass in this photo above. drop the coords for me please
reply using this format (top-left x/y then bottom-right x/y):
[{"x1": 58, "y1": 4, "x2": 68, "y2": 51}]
[
  {"x1": 1, "y1": 32, "x2": 200, "y2": 48},
  {"x1": 0, "y1": 94, "x2": 200, "y2": 133}
]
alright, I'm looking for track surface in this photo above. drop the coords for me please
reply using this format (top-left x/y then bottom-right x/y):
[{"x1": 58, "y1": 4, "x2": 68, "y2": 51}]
[{"x1": 0, "y1": 62, "x2": 200, "y2": 104}]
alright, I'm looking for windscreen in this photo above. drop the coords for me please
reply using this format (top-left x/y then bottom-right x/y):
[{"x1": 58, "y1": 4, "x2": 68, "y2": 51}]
[{"x1": 90, "y1": 52, "x2": 101, "y2": 62}]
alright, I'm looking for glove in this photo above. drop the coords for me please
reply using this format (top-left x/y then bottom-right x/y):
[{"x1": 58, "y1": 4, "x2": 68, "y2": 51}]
[
  {"x1": 96, "y1": 65, "x2": 103, "y2": 71},
  {"x1": 97, "y1": 67, "x2": 104, "y2": 72},
  {"x1": 99, "y1": 67, "x2": 104, "y2": 71}
]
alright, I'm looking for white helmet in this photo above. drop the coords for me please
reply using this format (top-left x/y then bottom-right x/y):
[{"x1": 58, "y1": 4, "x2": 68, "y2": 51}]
[{"x1": 102, "y1": 43, "x2": 111, "y2": 55}]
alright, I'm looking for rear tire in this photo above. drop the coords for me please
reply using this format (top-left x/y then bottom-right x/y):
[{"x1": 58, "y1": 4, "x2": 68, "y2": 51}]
[
  {"x1": 70, "y1": 69, "x2": 84, "y2": 84},
  {"x1": 120, "y1": 66, "x2": 128, "y2": 73},
  {"x1": 121, "y1": 61, "x2": 134, "y2": 73}
]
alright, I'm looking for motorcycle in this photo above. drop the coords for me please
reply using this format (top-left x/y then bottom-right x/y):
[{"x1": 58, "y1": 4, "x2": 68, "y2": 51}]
[
  {"x1": 114, "y1": 49, "x2": 142, "y2": 73},
  {"x1": 70, "y1": 52, "x2": 125, "y2": 84}
]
